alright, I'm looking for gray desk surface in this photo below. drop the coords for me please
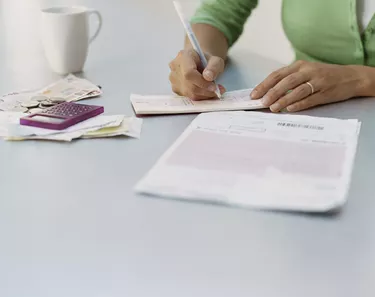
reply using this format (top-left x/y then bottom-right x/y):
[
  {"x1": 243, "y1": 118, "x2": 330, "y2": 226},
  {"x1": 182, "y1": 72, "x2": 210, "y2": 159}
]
[{"x1": 1, "y1": 1, "x2": 375, "y2": 296}]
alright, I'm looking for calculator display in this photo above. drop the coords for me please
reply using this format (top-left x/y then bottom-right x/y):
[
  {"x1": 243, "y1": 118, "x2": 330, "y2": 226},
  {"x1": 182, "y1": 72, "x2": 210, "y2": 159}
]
[{"x1": 31, "y1": 115, "x2": 65, "y2": 123}]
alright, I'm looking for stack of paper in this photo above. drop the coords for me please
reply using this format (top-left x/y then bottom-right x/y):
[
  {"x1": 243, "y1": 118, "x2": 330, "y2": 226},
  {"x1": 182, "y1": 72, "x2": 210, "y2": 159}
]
[
  {"x1": 0, "y1": 112, "x2": 142, "y2": 142},
  {"x1": 135, "y1": 111, "x2": 361, "y2": 212},
  {"x1": 130, "y1": 88, "x2": 265, "y2": 115},
  {"x1": 0, "y1": 74, "x2": 102, "y2": 112},
  {"x1": 40, "y1": 74, "x2": 102, "y2": 102}
]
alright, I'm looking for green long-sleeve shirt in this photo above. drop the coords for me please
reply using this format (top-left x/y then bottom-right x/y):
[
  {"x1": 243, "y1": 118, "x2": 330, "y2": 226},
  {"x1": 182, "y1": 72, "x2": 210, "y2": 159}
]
[{"x1": 191, "y1": 0, "x2": 375, "y2": 66}]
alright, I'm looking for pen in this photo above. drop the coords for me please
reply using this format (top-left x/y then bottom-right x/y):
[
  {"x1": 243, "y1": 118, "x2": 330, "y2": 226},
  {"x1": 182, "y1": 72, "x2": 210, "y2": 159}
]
[{"x1": 173, "y1": 1, "x2": 222, "y2": 99}]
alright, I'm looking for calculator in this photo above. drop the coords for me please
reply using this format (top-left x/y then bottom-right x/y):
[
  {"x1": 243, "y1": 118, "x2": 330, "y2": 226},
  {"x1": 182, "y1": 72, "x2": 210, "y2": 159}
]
[{"x1": 20, "y1": 102, "x2": 104, "y2": 130}]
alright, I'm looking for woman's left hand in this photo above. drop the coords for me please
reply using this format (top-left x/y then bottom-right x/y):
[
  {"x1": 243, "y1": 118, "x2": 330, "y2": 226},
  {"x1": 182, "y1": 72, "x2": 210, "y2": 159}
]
[{"x1": 251, "y1": 60, "x2": 364, "y2": 112}]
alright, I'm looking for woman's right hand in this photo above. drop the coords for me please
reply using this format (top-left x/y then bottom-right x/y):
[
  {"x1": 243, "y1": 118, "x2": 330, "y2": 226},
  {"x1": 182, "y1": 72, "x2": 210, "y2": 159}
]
[{"x1": 168, "y1": 49, "x2": 226, "y2": 100}]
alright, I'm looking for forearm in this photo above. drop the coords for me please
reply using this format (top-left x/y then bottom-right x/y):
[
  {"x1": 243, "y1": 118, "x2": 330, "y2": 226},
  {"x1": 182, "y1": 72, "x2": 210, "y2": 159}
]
[
  {"x1": 184, "y1": 23, "x2": 229, "y2": 60},
  {"x1": 349, "y1": 65, "x2": 375, "y2": 97}
]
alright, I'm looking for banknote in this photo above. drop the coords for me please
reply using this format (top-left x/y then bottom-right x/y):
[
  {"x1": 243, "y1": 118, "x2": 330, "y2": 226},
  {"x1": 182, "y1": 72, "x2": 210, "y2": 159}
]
[{"x1": 0, "y1": 74, "x2": 102, "y2": 112}]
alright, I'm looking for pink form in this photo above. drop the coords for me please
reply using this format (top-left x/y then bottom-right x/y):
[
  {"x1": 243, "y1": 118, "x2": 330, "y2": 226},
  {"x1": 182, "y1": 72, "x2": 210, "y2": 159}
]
[{"x1": 166, "y1": 130, "x2": 346, "y2": 179}]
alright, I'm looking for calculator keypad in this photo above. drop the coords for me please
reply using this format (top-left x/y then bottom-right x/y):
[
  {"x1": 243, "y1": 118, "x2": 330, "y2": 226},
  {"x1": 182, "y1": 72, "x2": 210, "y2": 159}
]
[{"x1": 41, "y1": 103, "x2": 95, "y2": 117}]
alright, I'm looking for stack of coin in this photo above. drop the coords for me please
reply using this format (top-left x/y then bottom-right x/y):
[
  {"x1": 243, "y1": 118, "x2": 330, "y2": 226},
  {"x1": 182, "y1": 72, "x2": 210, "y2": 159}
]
[{"x1": 21, "y1": 96, "x2": 66, "y2": 114}]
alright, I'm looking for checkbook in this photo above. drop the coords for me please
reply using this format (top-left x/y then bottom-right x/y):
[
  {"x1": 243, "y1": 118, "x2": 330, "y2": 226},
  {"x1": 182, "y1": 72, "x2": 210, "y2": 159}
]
[
  {"x1": 130, "y1": 88, "x2": 265, "y2": 115},
  {"x1": 135, "y1": 111, "x2": 361, "y2": 213}
]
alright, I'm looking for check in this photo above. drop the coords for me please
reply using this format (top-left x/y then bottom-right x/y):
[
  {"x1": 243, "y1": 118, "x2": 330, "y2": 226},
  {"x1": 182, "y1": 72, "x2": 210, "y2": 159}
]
[{"x1": 130, "y1": 88, "x2": 265, "y2": 115}]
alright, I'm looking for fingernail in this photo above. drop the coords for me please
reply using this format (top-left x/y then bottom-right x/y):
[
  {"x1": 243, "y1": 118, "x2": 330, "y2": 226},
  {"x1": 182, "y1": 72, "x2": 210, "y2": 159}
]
[
  {"x1": 203, "y1": 70, "x2": 214, "y2": 80},
  {"x1": 287, "y1": 106, "x2": 295, "y2": 112},
  {"x1": 208, "y1": 84, "x2": 216, "y2": 92},
  {"x1": 261, "y1": 96, "x2": 268, "y2": 105},
  {"x1": 270, "y1": 103, "x2": 280, "y2": 112},
  {"x1": 251, "y1": 90, "x2": 258, "y2": 98}
]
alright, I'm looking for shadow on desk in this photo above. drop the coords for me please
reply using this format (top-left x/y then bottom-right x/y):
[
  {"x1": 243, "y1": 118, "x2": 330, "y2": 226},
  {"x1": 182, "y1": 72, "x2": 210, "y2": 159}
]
[
  {"x1": 140, "y1": 192, "x2": 343, "y2": 220},
  {"x1": 218, "y1": 49, "x2": 286, "y2": 91}
]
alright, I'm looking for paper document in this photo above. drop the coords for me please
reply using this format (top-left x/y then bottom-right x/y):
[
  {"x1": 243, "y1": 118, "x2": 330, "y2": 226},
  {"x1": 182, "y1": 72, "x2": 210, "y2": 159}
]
[
  {"x1": 0, "y1": 112, "x2": 142, "y2": 142},
  {"x1": 0, "y1": 112, "x2": 25, "y2": 136},
  {"x1": 82, "y1": 117, "x2": 143, "y2": 139},
  {"x1": 0, "y1": 90, "x2": 39, "y2": 112},
  {"x1": 6, "y1": 115, "x2": 124, "y2": 137},
  {"x1": 130, "y1": 88, "x2": 265, "y2": 115},
  {"x1": 135, "y1": 111, "x2": 361, "y2": 212}
]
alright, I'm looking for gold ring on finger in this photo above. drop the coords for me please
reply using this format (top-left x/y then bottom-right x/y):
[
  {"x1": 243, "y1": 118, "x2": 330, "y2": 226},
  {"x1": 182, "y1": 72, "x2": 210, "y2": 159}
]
[{"x1": 306, "y1": 82, "x2": 315, "y2": 95}]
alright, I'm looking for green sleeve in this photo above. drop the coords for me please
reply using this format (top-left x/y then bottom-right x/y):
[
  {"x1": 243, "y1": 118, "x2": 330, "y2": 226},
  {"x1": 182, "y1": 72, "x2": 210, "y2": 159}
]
[{"x1": 190, "y1": 0, "x2": 258, "y2": 47}]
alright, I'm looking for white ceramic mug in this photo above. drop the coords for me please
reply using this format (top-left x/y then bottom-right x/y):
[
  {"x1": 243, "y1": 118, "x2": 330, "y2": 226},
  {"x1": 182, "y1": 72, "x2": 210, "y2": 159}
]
[{"x1": 41, "y1": 6, "x2": 102, "y2": 74}]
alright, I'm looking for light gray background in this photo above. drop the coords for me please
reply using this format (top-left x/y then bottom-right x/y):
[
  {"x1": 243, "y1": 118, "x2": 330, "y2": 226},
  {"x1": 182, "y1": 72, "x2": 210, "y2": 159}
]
[{"x1": 0, "y1": 1, "x2": 374, "y2": 296}]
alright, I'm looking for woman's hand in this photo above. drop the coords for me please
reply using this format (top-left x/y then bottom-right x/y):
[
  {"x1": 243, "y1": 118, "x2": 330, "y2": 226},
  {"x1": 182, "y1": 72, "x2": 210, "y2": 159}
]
[
  {"x1": 251, "y1": 60, "x2": 365, "y2": 112},
  {"x1": 169, "y1": 49, "x2": 225, "y2": 100}
]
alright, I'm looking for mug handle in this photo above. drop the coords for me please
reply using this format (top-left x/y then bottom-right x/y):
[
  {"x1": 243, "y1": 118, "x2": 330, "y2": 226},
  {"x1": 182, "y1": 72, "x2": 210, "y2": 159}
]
[{"x1": 88, "y1": 9, "x2": 103, "y2": 44}]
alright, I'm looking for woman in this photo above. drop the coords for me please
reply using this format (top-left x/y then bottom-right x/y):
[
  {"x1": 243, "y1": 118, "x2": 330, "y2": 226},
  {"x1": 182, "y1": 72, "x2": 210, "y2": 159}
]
[{"x1": 168, "y1": 0, "x2": 375, "y2": 112}]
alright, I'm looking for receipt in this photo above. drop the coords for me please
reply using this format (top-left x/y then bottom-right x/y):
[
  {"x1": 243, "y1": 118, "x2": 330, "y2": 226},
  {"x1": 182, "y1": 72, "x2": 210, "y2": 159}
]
[
  {"x1": 82, "y1": 117, "x2": 143, "y2": 139},
  {"x1": 0, "y1": 90, "x2": 37, "y2": 112},
  {"x1": 3, "y1": 115, "x2": 143, "y2": 142},
  {"x1": 130, "y1": 88, "x2": 265, "y2": 115},
  {"x1": 0, "y1": 112, "x2": 26, "y2": 136},
  {"x1": 6, "y1": 115, "x2": 125, "y2": 137},
  {"x1": 135, "y1": 111, "x2": 361, "y2": 212}
]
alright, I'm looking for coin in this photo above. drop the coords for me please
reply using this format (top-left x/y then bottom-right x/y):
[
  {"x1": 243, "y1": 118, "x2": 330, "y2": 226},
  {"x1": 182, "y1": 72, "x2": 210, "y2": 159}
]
[
  {"x1": 28, "y1": 108, "x2": 43, "y2": 114},
  {"x1": 31, "y1": 95, "x2": 49, "y2": 102},
  {"x1": 21, "y1": 100, "x2": 39, "y2": 108},
  {"x1": 49, "y1": 97, "x2": 66, "y2": 103},
  {"x1": 10, "y1": 106, "x2": 28, "y2": 113},
  {"x1": 39, "y1": 101, "x2": 56, "y2": 108}
]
